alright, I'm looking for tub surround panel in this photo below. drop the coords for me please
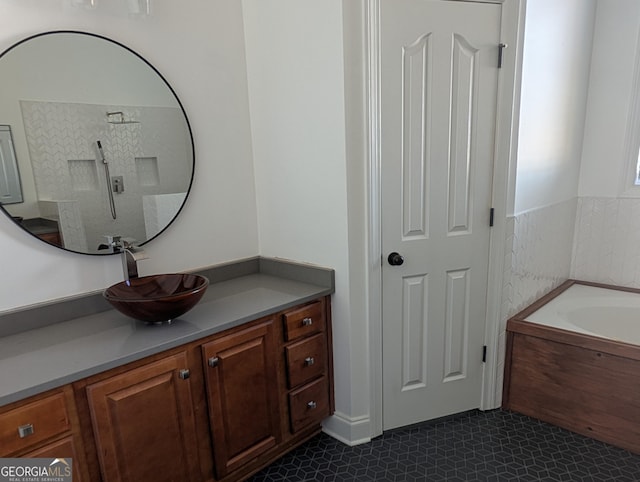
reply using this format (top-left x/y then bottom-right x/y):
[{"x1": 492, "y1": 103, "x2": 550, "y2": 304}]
[
  {"x1": 504, "y1": 280, "x2": 640, "y2": 455},
  {"x1": 504, "y1": 330, "x2": 640, "y2": 455},
  {"x1": 496, "y1": 196, "x2": 640, "y2": 405},
  {"x1": 496, "y1": 199, "x2": 577, "y2": 402},
  {"x1": 0, "y1": 257, "x2": 334, "y2": 406},
  {"x1": 572, "y1": 196, "x2": 640, "y2": 288}
]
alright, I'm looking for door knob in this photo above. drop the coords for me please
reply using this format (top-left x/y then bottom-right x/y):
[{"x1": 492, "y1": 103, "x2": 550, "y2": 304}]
[{"x1": 387, "y1": 252, "x2": 404, "y2": 266}]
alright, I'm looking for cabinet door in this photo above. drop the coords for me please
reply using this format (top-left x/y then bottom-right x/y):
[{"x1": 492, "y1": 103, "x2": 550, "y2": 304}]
[
  {"x1": 202, "y1": 320, "x2": 281, "y2": 478},
  {"x1": 86, "y1": 352, "x2": 200, "y2": 482}
]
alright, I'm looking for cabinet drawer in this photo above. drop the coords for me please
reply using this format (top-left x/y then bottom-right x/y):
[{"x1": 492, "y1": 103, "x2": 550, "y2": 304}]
[
  {"x1": 0, "y1": 392, "x2": 70, "y2": 455},
  {"x1": 283, "y1": 301, "x2": 325, "y2": 341},
  {"x1": 288, "y1": 377, "x2": 330, "y2": 433},
  {"x1": 285, "y1": 333, "x2": 327, "y2": 388}
]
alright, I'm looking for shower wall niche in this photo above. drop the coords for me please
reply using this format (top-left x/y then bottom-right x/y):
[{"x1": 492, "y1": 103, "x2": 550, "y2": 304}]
[{"x1": 20, "y1": 100, "x2": 190, "y2": 252}]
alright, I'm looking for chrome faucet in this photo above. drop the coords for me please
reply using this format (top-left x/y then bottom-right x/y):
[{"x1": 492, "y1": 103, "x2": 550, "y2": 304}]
[
  {"x1": 106, "y1": 235, "x2": 148, "y2": 283},
  {"x1": 122, "y1": 245, "x2": 147, "y2": 282}
]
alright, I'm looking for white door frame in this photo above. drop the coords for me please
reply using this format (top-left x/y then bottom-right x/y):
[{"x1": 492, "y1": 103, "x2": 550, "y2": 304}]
[{"x1": 365, "y1": 0, "x2": 527, "y2": 437}]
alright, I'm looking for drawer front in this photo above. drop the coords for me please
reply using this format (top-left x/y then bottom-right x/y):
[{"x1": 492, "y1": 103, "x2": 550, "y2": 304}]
[
  {"x1": 283, "y1": 301, "x2": 325, "y2": 342},
  {"x1": 285, "y1": 333, "x2": 327, "y2": 388},
  {"x1": 288, "y1": 377, "x2": 330, "y2": 433},
  {"x1": 0, "y1": 392, "x2": 70, "y2": 455}
]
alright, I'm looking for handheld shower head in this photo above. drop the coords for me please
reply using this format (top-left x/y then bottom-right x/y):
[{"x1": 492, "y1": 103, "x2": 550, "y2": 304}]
[
  {"x1": 97, "y1": 140, "x2": 117, "y2": 219},
  {"x1": 96, "y1": 140, "x2": 106, "y2": 164}
]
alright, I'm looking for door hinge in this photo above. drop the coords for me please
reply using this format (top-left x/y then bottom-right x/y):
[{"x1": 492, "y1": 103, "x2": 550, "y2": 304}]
[
  {"x1": 498, "y1": 43, "x2": 507, "y2": 69},
  {"x1": 489, "y1": 207, "x2": 495, "y2": 227},
  {"x1": 482, "y1": 345, "x2": 487, "y2": 363}
]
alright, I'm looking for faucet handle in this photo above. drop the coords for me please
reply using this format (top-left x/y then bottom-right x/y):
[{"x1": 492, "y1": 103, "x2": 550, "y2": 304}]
[
  {"x1": 105, "y1": 235, "x2": 139, "y2": 250},
  {"x1": 103, "y1": 235, "x2": 123, "y2": 253},
  {"x1": 121, "y1": 237, "x2": 137, "y2": 249},
  {"x1": 104, "y1": 234, "x2": 121, "y2": 244}
]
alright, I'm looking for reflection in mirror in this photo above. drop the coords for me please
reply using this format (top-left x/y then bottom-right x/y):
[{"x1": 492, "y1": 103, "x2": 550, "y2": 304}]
[
  {"x1": 0, "y1": 125, "x2": 23, "y2": 205},
  {"x1": 0, "y1": 31, "x2": 194, "y2": 255}
]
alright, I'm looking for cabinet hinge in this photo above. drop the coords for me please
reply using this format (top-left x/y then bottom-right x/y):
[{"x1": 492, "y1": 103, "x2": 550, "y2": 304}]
[
  {"x1": 482, "y1": 345, "x2": 487, "y2": 363},
  {"x1": 498, "y1": 43, "x2": 507, "y2": 68},
  {"x1": 489, "y1": 207, "x2": 495, "y2": 227}
]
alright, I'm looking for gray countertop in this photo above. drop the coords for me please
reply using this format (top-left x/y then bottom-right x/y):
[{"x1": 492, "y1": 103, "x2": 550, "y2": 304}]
[{"x1": 0, "y1": 257, "x2": 334, "y2": 406}]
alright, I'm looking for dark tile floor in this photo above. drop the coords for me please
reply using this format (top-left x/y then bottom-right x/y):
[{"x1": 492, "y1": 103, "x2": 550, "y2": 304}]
[{"x1": 250, "y1": 410, "x2": 640, "y2": 481}]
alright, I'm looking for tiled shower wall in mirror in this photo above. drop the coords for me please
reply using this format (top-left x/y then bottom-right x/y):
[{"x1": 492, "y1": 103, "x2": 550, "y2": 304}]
[{"x1": 20, "y1": 101, "x2": 190, "y2": 252}]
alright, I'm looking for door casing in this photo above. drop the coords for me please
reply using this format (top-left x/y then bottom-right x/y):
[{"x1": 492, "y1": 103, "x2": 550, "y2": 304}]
[{"x1": 364, "y1": 0, "x2": 527, "y2": 438}]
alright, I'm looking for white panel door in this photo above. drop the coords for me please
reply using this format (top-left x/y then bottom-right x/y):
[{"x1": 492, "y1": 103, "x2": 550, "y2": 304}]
[{"x1": 381, "y1": 0, "x2": 501, "y2": 430}]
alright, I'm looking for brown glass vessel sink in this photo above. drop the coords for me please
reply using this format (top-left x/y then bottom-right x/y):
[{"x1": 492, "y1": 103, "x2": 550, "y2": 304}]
[{"x1": 104, "y1": 273, "x2": 209, "y2": 323}]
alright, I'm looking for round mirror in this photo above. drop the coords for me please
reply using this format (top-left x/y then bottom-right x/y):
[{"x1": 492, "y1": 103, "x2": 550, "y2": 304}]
[{"x1": 0, "y1": 31, "x2": 194, "y2": 255}]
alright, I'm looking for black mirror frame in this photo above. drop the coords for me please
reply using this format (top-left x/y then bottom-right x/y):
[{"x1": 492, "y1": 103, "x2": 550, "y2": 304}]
[{"x1": 0, "y1": 30, "x2": 195, "y2": 256}]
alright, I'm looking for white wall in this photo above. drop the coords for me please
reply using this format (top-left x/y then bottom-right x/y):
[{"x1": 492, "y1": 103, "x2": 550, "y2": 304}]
[
  {"x1": 514, "y1": 0, "x2": 596, "y2": 214},
  {"x1": 503, "y1": 0, "x2": 596, "y2": 307},
  {"x1": 579, "y1": 0, "x2": 640, "y2": 197},
  {"x1": 572, "y1": 0, "x2": 640, "y2": 287},
  {"x1": 505, "y1": 0, "x2": 596, "y2": 315},
  {"x1": 242, "y1": 0, "x2": 368, "y2": 442},
  {"x1": 0, "y1": 1, "x2": 259, "y2": 311}
]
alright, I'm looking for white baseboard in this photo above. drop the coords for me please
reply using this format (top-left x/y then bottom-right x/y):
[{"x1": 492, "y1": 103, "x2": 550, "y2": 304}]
[{"x1": 321, "y1": 411, "x2": 372, "y2": 446}]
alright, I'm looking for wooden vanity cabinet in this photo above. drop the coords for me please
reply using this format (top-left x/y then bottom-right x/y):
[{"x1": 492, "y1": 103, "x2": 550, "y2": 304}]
[
  {"x1": 202, "y1": 319, "x2": 281, "y2": 479},
  {"x1": 0, "y1": 386, "x2": 89, "y2": 482},
  {"x1": 201, "y1": 297, "x2": 334, "y2": 482},
  {"x1": 0, "y1": 295, "x2": 334, "y2": 482},
  {"x1": 84, "y1": 351, "x2": 203, "y2": 482}
]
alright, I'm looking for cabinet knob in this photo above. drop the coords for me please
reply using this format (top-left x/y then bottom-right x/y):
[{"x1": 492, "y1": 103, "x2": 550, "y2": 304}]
[
  {"x1": 304, "y1": 357, "x2": 315, "y2": 366},
  {"x1": 307, "y1": 401, "x2": 317, "y2": 410},
  {"x1": 302, "y1": 317, "x2": 313, "y2": 326},
  {"x1": 178, "y1": 369, "x2": 190, "y2": 380},
  {"x1": 18, "y1": 423, "x2": 34, "y2": 438},
  {"x1": 208, "y1": 357, "x2": 219, "y2": 368}
]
